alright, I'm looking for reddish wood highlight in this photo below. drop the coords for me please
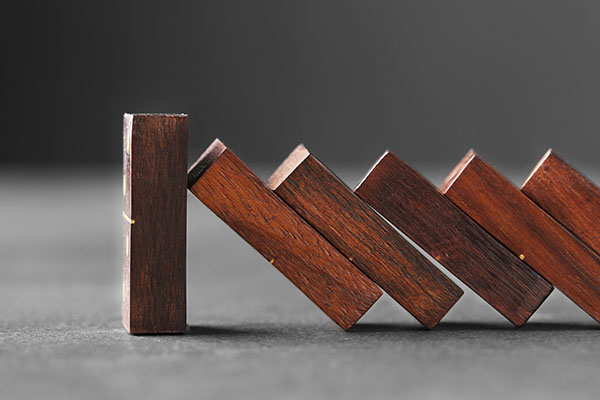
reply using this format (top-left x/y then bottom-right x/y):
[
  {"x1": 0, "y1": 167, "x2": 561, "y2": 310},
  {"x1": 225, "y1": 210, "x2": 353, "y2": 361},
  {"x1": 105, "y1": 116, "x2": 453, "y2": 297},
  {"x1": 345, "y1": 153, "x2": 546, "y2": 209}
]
[
  {"x1": 187, "y1": 139, "x2": 382, "y2": 330},
  {"x1": 268, "y1": 145, "x2": 462, "y2": 329},
  {"x1": 123, "y1": 114, "x2": 187, "y2": 334},
  {"x1": 522, "y1": 150, "x2": 600, "y2": 255},
  {"x1": 441, "y1": 151, "x2": 600, "y2": 323},
  {"x1": 355, "y1": 151, "x2": 553, "y2": 326}
]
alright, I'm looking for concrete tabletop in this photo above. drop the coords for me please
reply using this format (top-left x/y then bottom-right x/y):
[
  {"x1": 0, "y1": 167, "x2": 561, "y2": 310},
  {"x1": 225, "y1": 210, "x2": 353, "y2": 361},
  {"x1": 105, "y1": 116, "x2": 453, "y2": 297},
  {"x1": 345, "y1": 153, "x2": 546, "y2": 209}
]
[{"x1": 1, "y1": 167, "x2": 598, "y2": 400}]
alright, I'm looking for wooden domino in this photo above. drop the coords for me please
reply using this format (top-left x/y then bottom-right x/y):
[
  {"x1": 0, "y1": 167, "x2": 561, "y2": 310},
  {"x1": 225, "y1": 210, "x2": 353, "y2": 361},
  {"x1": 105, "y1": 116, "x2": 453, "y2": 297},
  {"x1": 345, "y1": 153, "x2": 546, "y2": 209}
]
[
  {"x1": 187, "y1": 139, "x2": 383, "y2": 330},
  {"x1": 122, "y1": 114, "x2": 188, "y2": 334},
  {"x1": 522, "y1": 150, "x2": 600, "y2": 255},
  {"x1": 354, "y1": 151, "x2": 553, "y2": 326},
  {"x1": 441, "y1": 151, "x2": 600, "y2": 323},
  {"x1": 268, "y1": 145, "x2": 463, "y2": 329},
  {"x1": 120, "y1": 109, "x2": 600, "y2": 330}
]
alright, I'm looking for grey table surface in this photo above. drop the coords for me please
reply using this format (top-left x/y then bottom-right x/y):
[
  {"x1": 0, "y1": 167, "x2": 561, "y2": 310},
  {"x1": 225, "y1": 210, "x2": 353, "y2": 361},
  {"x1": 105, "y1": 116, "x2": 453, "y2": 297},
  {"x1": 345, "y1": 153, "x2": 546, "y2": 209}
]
[{"x1": 1, "y1": 165, "x2": 599, "y2": 400}]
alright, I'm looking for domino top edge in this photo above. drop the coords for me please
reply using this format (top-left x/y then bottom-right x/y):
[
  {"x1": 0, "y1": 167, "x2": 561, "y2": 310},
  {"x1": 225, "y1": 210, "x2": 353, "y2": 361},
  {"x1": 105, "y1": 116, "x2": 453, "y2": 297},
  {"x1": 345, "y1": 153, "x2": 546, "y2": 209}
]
[
  {"x1": 439, "y1": 149, "x2": 476, "y2": 194},
  {"x1": 521, "y1": 149, "x2": 554, "y2": 190},
  {"x1": 354, "y1": 150, "x2": 391, "y2": 192},
  {"x1": 267, "y1": 144, "x2": 310, "y2": 190},
  {"x1": 123, "y1": 113, "x2": 188, "y2": 119},
  {"x1": 187, "y1": 139, "x2": 227, "y2": 188}
]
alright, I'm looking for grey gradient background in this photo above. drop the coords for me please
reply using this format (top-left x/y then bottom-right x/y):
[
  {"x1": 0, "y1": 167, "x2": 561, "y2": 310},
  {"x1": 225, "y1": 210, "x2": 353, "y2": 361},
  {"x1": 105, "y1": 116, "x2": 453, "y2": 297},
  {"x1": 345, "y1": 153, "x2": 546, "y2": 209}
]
[
  {"x1": 2, "y1": 2, "x2": 600, "y2": 400},
  {"x1": 2, "y1": 0, "x2": 600, "y2": 168}
]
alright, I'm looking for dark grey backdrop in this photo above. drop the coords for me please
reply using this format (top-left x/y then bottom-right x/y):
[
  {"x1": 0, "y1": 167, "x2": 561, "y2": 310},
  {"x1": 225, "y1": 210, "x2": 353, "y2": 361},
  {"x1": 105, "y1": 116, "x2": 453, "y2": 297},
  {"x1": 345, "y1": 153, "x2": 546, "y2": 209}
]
[{"x1": 2, "y1": 1, "x2": 599, "y2": 168}]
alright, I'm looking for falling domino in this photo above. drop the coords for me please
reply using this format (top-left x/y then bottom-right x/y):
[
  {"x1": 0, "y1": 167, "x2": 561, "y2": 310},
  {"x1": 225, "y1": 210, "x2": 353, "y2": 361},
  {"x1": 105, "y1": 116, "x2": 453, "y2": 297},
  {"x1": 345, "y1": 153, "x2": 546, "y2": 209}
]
[
  {"x1": 354, "y1": 151, "x2": 553, "y2": 326},
  {"x1": 122, "y1": 114, "x2": 188, "y2": 334},
  {"x1": 268, "y1": 145, "x2": 463, "y2": 329},
  {"x1": 187, "y1": 139, "x2": 382, "y2": 330},
  {"x1": 522, "y1": 150, "x2": 600, "y2": 256},
  {"x1": 441, "y1": 150, "x2": 600, "y2": 324}
]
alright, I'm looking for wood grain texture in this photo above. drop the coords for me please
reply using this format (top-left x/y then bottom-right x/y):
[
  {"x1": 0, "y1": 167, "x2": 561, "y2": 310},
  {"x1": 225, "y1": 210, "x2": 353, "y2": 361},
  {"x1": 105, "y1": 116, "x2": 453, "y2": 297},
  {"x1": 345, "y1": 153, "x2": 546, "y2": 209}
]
[
  {"x1": 187, "y1": 139, "x2": 382, "y2": 330},
  {"x1": 268, "y1": 145, "x2": 462, "y2": 329},
  {"x1": 441, "y1": 151, "x2": 600, "y2": 324},
  {"x1": 355, "y1": 151, "x2": 553, "y2": 327},
  {"x1": 522, "y1": 149, "x2": 600, "y2": 255},
  {"x1": 123, "y1": 114, "x2": 187, "y2": 334}
]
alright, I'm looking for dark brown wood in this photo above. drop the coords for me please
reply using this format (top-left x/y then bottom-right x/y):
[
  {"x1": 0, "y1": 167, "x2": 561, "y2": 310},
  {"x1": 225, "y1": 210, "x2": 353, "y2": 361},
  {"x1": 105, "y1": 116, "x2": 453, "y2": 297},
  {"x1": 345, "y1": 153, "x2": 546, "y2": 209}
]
[
  {"x1": 522, "y1": 149, "x2": 600, "y2": 255},
  {"x1": 441, "y1": 150, "x2": 600, "y2": 324},
  {"x1": 268, "y1": 145, "x2": 462, "y2": 329},
  {"x1": 354, "y1": 151, "x2": 553, "y2": 326},
  {"x1": 123, "y1": 113, "x2": 187, "y2": 334},
  {"x1": 187, "y1": 139, "x2": 382, "y2": 330}
]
